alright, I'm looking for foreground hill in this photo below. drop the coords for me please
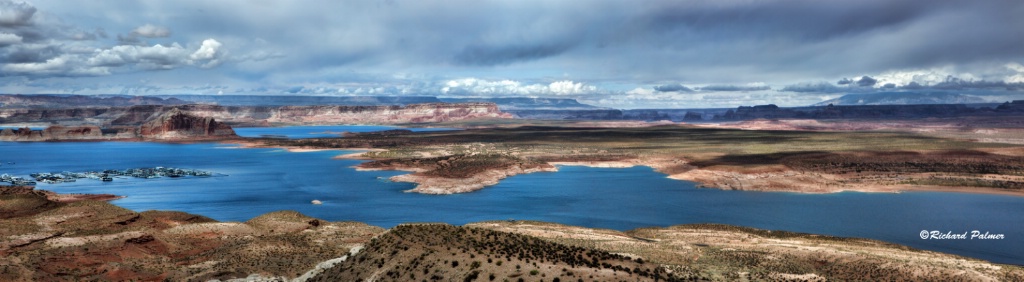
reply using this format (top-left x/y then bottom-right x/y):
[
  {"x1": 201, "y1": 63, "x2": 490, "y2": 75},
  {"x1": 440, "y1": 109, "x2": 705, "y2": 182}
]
[
  {"x1": 310, "y1": 224, "x2": 667, "y2": 281},
  {"x1": 0, "y1": 187, "x2": 381, "y2": 281},
  {"x1": 2, "y1": 187, "x2": 1021, "y2": 281}
]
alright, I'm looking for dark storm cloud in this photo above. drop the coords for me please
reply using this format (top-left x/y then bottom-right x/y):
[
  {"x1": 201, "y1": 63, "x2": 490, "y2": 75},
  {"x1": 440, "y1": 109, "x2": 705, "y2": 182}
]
[
  {"x1": 451, "y1": 43, "x2": 574, "y2": 66},
  {"x1": 837, "y1": 78, "x2": 854, "y2": 85},
  {"x1": 0, "y1": 0, "x2": 35, "y2": 27},
  {"x1": 637, "y1": 0, "x2": 937, "y2": 42},
  {"x1": 856, "y1": 76, "x2": 877, "y2": 87},
  {"x1": 0, "y1": 44, "x2": 61, "y2": 63},
  {"x1": 654, "y1": 83, "x2": 694, "y2": 92},
  {"x1": 928, "y1": 76, "x2": 1023, "y2": 90},
  {"x1": 611, "y1": 0, "x2": 1024, "y2": 81}
]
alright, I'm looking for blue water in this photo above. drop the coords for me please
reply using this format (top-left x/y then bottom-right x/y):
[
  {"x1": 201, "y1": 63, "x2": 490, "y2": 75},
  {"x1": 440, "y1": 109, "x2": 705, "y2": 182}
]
[
  {"x1": 1, "y1": 128, "x2": 1022, "y2": 265},
  {"x1": 233, "y1": 125, "x2": 458, "y2": 138}
]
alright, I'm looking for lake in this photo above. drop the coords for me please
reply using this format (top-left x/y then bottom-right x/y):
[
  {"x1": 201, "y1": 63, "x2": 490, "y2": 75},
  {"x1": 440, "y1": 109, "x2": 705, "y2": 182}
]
[{"x1": 1, "y1": 126, "x2": 1021, "y2": 265}]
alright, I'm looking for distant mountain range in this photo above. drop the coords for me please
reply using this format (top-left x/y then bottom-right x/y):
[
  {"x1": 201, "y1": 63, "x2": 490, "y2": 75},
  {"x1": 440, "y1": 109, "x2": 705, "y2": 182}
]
[{"x1": 813, "y1": 92, "x2": 989, "y2": 106}]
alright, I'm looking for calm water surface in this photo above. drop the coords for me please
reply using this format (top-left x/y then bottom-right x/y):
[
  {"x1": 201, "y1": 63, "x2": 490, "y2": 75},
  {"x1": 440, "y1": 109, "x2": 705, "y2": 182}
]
[{"x1": 1, "y1": 126, "x2": 1021, "y2": 265}]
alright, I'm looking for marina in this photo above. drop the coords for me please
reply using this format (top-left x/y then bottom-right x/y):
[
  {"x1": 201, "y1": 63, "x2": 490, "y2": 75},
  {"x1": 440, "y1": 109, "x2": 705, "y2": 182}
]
[{"x1": 1, "y1": 167, "x2": 215, "y2": 185}]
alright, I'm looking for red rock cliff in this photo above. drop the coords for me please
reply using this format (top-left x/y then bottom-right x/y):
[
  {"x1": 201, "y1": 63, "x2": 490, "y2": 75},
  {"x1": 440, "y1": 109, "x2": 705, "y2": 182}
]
[{"x1": 139, "y1": 109, "x2": 237, "y2": 140}]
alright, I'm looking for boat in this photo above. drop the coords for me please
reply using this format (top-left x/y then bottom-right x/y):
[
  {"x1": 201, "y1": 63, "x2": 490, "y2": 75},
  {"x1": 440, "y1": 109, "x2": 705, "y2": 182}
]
[{"x1": 101, "y1": 177, "x2": 113, "y2": 182}]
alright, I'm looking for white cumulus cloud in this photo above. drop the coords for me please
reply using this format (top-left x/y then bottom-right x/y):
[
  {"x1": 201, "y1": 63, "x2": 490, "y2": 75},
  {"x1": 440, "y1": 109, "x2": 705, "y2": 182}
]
[
  {"x1": 189, "y1": 39, "x2": 224, "y2": 68},
  {"x1": 440, "y1": 78, "x2": 597, "y2": 97}
]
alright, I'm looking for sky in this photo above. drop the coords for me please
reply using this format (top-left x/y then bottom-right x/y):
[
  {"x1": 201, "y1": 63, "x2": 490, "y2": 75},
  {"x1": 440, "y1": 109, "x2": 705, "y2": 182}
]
[{"x1": 1, "y1": 0, "x2": 1023, "y2": 108}]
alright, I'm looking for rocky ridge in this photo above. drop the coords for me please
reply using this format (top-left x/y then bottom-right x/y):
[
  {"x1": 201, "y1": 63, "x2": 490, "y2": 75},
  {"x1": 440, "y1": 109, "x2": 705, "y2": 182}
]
[{"x1": 0, "y1": 109, "x2": 237, "y2": 141}]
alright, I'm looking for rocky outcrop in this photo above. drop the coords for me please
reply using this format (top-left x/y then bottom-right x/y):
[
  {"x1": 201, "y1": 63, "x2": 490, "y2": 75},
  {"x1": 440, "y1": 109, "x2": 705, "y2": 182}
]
[
  {"x1": 43, "y1": 125, "x2": 104, "y2": 140},
  {"x1": 0, "y1": 126, "x2": 103, "y2": 141},
  {"x1": 139, "y1": 109, "x2": 236, "y2": 140}
]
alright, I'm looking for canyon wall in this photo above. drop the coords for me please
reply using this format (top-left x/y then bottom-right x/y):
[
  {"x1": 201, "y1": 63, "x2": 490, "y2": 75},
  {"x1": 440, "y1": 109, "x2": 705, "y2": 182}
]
[
  {"x1": 0, "y1": 125, "x2": 104, "y2": 141},
  {"x1": 0, "y1": 110, "x2": 237, "y2": 141},
  {"x1": 1, "y1": 103, "x2": 510, "y2": 127}
]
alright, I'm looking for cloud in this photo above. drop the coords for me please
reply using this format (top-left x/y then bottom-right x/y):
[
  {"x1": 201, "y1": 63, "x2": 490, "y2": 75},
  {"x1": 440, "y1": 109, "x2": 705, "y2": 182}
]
[
  {"x1": 189, "y1": 39, "x2": 224, "y2": 68},
  {"x1": 1006, "y1": 63, "x2": 1024, "y2": 84},
  {"x1": 105, "y1": 40, "x2": 223, "y2": 69},
  {"x1": 903, "y1": 81, "x2": 924, "y2": 89},
  {"x1": 439, "y1": 78, "x2": 598, "y2": 97},
  {"x1": 0, "y1": 31, "x2": 20, "y2": 45},
  {"x1": 451, "y1": 43, "x2": 573, "y2": 66},
  {"x1": 837, "y1": 78, "x2": 854, "y2": 85},
  {"x1": 1, "y1": 43, "x2": 62, "y2": 63},
  {"x1": 929, "y1": 76, "x2": 1023, "y2": 90},
  {"x1": 0, "y1": 0, "x2": 35, "y2": 27},
  {"x1": 131, "y1": 24, "x2": 171, "y2": 38},
  {"x1": 2, "y1": 55, "x2": 110, "y2": 76},
  {"x1": 780, "y1": 82, "x2": 846, "y2": 93},
  {"x1": 653, "y1": 83, "x2": 694, "y2": 92},
  {"x1": 699, "y1": 84, "x2": 771, "y2": 92},
  {"x1": 2, "y1": 38, "x2": 226, "y2": 77},
  {"x1": 856, "y1": 76, "x2": 877, "y2": 87}
]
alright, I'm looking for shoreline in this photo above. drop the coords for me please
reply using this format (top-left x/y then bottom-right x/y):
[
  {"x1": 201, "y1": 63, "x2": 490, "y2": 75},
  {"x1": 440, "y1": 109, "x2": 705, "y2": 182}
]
[
  {"x1": 0, "y1": 185, "x2": 123, "y2": 202},
  {"x1": 331, "y1": 153, "x2": 1024, "y2": 196},
  {"x1": 224, "y1": 139, "x2": 384, "y2": 154}
]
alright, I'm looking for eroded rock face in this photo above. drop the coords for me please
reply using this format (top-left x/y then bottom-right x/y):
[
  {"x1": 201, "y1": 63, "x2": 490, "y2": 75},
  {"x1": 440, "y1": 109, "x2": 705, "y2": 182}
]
[
  {"x1": 0, "y1": 110, "x2": 236, "y2": 141},
  {"x1": 138, "y1": 109, "x2": 236, "y2": 140},
  {"x1": 0, "y1": 126, "x2": 103, "y2": 141},
  {"x1": 267, "y1": 103, "x2": 511, "y2": 124}
]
